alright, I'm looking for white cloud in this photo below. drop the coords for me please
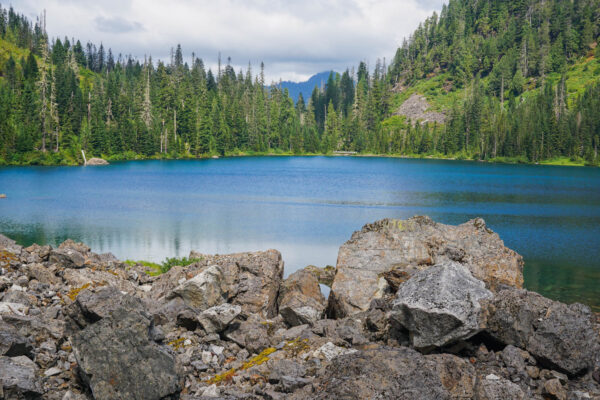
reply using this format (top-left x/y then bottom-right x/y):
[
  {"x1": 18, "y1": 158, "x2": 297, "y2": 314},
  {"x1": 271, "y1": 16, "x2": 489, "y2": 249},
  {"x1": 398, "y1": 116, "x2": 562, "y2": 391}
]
[{"x1": 10, "y1": 0, "x2": 445, "y2": 82}]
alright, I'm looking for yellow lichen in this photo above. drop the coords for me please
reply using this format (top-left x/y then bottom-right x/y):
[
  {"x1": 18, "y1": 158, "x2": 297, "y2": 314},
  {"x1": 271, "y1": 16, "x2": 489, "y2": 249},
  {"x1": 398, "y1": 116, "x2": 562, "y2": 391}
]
[
  {"x1": 241, "y1": 347, "x2": 276, "y2": 370},
  {"x1": 167, "y1": 337, "x2": 186, "y2": 350},
  {"x1": 208, "y1": 347, "x2": 277, "y2": 385},
  {"x1": 66, "y1": 283, "x2": 91, "y2": 301},
  {"x1": 283, "y1": 338, "x2": 310, "y2": 357},
  {"x1": 0, "y1": 250, "x2": 17, "y2": 268},
  {"x1": 208, "y1": 368, "x2": 236, "y2": 385}
]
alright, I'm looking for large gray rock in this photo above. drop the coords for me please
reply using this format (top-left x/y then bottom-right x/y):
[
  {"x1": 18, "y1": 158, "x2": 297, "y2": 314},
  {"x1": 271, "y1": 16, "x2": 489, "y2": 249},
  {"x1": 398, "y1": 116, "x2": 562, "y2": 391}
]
[
  {"x1": 49, "y1": 248, "x2": 86, "y2": 268},
  {"x1": 391, "y1": 262, "x2": 493, "y2": 348},
  {"x1": 328, "y1": 216, "x2": 523, "y2": 318},
  {"x1": 198, "y1": 303, "x2": 242, "y2": 334},
  {"x1": 71, "y1": 299, "x2": 180, "y2": 400},
  {"x1": 296, "y1": 346, "x2": 462, "y2": 399},
  {"x1": 0, "y1": 355, "x2": 43, "y2": 399},
  {"x1": 0, "y1": 323, "x2": 31, "y2": 357},
  {"x1": 168, "y1": 265, "x2": 227, "y2": 311},
  {"x1": 66, "y1": 286, "x2": 147, "y2": 331},
  {"x1": 188, "y1": 250, "x2": 284, "y2": 318},
  {"x1": 484, "y1": 288, "x2": 600, "y2": 376},
  {"x1": 278, "y1": 269, "x2": 326, "y2": 326},
  {"x1": 474, "y1": 375, "x2": 525, "y2": 400}
]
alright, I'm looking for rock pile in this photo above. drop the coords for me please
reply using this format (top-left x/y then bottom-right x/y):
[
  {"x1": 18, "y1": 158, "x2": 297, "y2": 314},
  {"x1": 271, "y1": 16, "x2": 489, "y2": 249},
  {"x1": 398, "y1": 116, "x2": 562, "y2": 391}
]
[{"x1": 0, "y1": 216, "x2": 598, "y2": 399}]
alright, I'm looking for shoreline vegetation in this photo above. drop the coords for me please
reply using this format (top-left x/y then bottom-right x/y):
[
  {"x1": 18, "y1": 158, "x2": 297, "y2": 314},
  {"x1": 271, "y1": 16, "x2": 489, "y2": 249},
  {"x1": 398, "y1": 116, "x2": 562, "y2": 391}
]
[{"x1": 0, "y1": 150, "x2": 595, "y2": 168}]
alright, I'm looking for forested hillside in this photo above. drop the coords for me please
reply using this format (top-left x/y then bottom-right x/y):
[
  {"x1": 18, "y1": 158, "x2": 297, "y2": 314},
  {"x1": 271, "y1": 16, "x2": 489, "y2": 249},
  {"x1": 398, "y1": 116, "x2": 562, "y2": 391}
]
[
  {"x1": 0, "y1": 0, "x2": 599, "y2": 165},
  {"x1": 388, "y1": 0, "x2": 600, "y2": 164}
]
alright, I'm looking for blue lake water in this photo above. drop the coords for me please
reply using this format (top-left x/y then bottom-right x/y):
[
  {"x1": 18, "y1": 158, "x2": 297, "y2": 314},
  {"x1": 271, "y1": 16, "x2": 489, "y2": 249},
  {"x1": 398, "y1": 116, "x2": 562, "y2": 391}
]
[{"x1": 1, "y1": 157, "x2": 599, "y2": 309}]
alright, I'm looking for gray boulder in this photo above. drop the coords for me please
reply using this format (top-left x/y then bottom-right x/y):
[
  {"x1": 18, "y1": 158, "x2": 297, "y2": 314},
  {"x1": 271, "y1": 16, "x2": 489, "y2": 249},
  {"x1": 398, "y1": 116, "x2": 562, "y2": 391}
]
[
  {"x1": 49, "y1": 248, "x2": 86, "y2": 268},
  {"x1": 189, "y1": 250, "x2": 284, "y2": 318},
  {"x1": 474, "y1": 375, "x2": 525, "y2": 400},
  {"x1": 297, "y1": 346, "x2": 458, "y2": 399},
  {"x1": 71, "y1": 304, "x2": 180, "y2": 400},
  {"x1": 484, "y1": 288, "x2": 600, "y2": 376},
  {"x1": 168, "y1": 265, "x2": 227, "y2": 311},
  {"x1": 391, "y1": 262, "x2": 493, "y2": 348},
  {"x1": 328, "y1": 216, "x2": 523, "y2": 318},
  {"x1": 0, "y1": 355, "x2": 43, "y2": 399},
  {"x1": 278, "y1": 269, "x2": 326, "y2": 327},
  {"x1": 198, "y1": 303, "x2": 242, "y2": 334},
  {"x1": 0, "y1": 324, "x2": 31, "y2": 357}
]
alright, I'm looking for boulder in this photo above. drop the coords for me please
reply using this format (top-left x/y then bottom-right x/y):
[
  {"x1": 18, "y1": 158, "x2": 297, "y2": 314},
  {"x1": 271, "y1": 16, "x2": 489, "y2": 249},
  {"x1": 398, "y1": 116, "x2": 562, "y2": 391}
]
[
  {"x1": 188, "y1": 250, "x2": 284, "y2": 317},
  {"x1": 0, "y1": 234, "x2": 22, "y2": 254},
  {"x1": 66, "y1": 286, "x2": 147, "y2": 331},
  {"x1": 0, "y1": 324, "x2": 32, "y2": 357},
  {"x1": 198, "y1": 303, "x2": 242, "y2": 334},
  {"x1": 391, "y1": 262, "x2": 493, "y2": 348},
  {"x1": 71, "y1": 301, "x2": 180, "y2": 399},
  {"x1": 484, "y1": 288, "x2": 599, "y2": 376},
  {"x1": 278, "y1": 269, "x2": 326, "y2": 326},
  {"x1": 49, "y1": 248, "x2": 86, "y2": 268},
  {"x1": 224, "y1": 316, "x2": 273, "y2": 354},
  {"x1": 426, "y1": 354, "x2": 476, "y2": 399},
  {"x1": 300, "y1": 346, "x2": 455, "y2": 399},
  {"x1": 168, "y1": 265, "x2": 226, "y2": 311},
  {"x1": 328, "y1": 216, "x2": 523, "y2": 318},
  {"x1": 474, "y1": 375, "x2": 525, "y2": 399},
  {"x1": 86, "y1": 157, "x2": 109, "y2": 166},
  {"x1": 0, "y1": 355, "x2": 43, "y2": 399}
]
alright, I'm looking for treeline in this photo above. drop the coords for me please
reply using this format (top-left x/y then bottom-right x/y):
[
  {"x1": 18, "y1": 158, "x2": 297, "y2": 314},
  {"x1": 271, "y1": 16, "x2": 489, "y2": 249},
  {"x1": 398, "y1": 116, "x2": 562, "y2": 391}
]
[
  {"x1": 0, "y1": 1, "x2": 599, "y2": 166},
  {"x1": 390, "y1": 0, "x2": 599, "y2": 90},
  {"x1": 0, "y1": 4, "x2": 395, "y2": 165}
]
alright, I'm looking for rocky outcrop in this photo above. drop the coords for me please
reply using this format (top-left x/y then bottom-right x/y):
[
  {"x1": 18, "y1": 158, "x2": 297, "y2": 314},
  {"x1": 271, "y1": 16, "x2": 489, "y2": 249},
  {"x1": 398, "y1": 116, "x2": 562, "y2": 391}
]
[
  {"x1": 484, "y1": 287, "x2": 599, "y2": 376},
  {"x1": 186, "y1": 250, "x2": 284, "y2": 317},
  {"x1": 395, "y1": 93, "x2": 447, "y2": 125},
  {"x1": 277, "y1": 268, "x2": 326, "y2": 326},
  {"x1": 168, "y1": 265, "x2": 226, "y2": 311},
  {"x1": 391, "y1": 262, "x2": 493, "y2": 348},
  {"x1": 85, "y1": 158, "x2": 109, "y2": 166},
  {"x1": 0, "y1": 217, "x2": 598, "y2": 399},
  {"x1": 328, "y1": 216, "x2": 523, "y2": 318}
]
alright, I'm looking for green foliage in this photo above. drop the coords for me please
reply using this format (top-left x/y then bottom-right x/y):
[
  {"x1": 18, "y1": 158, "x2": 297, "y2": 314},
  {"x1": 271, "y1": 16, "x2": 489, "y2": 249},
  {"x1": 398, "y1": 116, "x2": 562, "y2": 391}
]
[{"x1": 125, "y1": 256, "x2": 202, "y2": 275}]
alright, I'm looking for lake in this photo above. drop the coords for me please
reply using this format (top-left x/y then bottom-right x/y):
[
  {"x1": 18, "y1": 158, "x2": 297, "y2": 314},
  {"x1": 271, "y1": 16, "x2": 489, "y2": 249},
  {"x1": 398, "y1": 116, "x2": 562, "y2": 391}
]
[{"x1": 1, "y1": 157, "x2": 599, "y2": 310}]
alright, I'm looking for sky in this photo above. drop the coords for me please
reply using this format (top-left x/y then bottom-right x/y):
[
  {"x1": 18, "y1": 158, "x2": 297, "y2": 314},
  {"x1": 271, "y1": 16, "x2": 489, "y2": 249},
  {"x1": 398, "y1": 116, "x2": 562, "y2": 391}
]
[{"x1": 9, "y1": 0, "x2": 446, "y2": 83}]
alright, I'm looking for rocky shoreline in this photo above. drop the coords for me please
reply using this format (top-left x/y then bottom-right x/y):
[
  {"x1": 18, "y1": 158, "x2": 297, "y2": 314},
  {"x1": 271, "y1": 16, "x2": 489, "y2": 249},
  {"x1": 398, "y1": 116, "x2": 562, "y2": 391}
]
[{"x1": 0, "y1": 216, "x2": 598, "y2": 399}]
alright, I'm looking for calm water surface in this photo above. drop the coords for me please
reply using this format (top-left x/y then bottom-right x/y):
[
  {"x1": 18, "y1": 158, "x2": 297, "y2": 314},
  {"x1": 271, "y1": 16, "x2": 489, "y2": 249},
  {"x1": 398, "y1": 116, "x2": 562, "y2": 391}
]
[{"x1": 1, "y1": 157, "x2": 599, "y2": 309}]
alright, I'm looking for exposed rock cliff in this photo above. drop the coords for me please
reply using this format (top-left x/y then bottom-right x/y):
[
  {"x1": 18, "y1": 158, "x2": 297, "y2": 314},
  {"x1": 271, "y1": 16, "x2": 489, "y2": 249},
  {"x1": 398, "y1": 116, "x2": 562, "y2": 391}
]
[{"x1": 0, "y1": 217, "x2": 598, "y2": 399}]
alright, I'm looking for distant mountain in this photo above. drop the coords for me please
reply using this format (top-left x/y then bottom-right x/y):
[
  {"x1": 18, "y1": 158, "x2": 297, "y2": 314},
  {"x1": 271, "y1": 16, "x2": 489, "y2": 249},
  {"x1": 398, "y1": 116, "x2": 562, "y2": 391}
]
[{"x1": 277, "y1": 71, "x2": 337, "y2": 103}]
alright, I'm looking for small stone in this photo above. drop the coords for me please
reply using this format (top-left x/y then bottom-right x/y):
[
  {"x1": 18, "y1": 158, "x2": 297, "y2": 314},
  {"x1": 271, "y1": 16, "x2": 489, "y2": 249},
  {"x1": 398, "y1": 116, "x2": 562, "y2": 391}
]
[
  {"x1": 543, "y1": 378, "x2": 567, "y2": 400},
  {"x1": 486, "y1": 374, "x2": 501, "y2": 381},
  {"x1": 201, "y1": 351, "x2": 213, "y2": 364},
  {"x1": 210, "y1": 345, "x2": 224, "y2": 356},
  {"x1": 549, "y1": 370, "x2": 568, "y2": 385},
  {"x1": 526, "y1": 366, "x2": 539, "y2": 379},
  {"x1": 313, "y1": 342, "x2": 357, "y2": 361},
  {"x1": 44, "y1": 367, "x2": 62, "y2": 377}
]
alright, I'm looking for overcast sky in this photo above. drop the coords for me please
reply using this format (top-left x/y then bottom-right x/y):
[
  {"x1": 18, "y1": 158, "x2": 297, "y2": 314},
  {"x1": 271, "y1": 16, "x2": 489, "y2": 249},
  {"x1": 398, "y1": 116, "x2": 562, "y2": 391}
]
[{"x1": 10, "y1": 0, "x2": 446, "y2": 83}]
